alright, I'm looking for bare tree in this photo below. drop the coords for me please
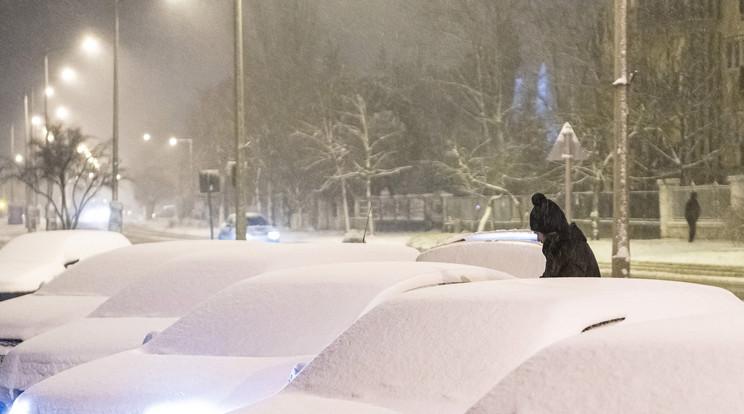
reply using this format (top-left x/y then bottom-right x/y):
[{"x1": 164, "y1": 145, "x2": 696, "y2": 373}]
[
  {"x1": 336, "y1": 87, "x2": 409, "y2": 235},
  {"x1": 13, "y1": 125, "x2": 112, "y2": 229}
]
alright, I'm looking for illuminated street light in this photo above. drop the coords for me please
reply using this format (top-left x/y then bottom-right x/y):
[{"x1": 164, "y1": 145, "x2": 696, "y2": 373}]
[
  {"x1": 47, "y1": 133, "x2": 55, "y2": 143},
  {"x1": 31, "y1": 116, "x2": 42, "y2": 126},
  {"x1": 81, "y1": 36, "x2": 101, "y2": 55},
  {"x1": 15, "y1": 154, "x2": 23, "y2": 164},
  {"x1": 143, "y1": 133, "x2": 151, "y2": 141},
  {"x1": 45, "y1": 87, "x2": 54, "y2": 97},
  {"x1": 60, "y1": 67, "x2": 77, "y2": 82},
  {"x1": 55, "y1": 106, "x2": 69, "y2": 120}
]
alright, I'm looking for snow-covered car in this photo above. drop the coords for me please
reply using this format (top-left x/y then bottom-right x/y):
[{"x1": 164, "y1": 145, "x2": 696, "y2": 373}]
[
  {"x1": 0, "y1": 240, "x2": 223, "y2": 362},
  {"x1": 217, "y1": 213, "x2": 280, "y2": 242},
  {"x1": 0, "y1": 230, "x2": 131, "y2": 300},
  {"x1": 416, "y1": 230, "x2": 545, "y2": 278},
  {"x1": 234, "y1": 278, "x2": 744, "y2": 414},
  {"x1": 0, "y1": 243, "x2": 420, "y2": 408},
  {"x1": 467, "y1": 310, "x2": 744, "y2": 414},
  {"x1": 8, "y1": 261, "x2": 511, "y2": 414}
]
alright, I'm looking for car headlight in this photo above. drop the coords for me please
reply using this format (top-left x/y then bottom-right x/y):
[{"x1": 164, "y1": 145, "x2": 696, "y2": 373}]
[
  {"x1": 9, "y1": 397, "x2": 31, "y2": 414},
  {"x1": 268, "y1": 231, "x2": 280, "y2": 241},
  {"x1": 143, "y1": 399, "x2": 222, "y2": 414}
]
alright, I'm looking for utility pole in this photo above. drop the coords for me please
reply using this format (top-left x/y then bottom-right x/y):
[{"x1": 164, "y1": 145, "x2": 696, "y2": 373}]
[
  {"x1": 234, "y1": 0, "x2": 247, "y2": 240},
  {"x1": 109, "y1": 0, "x2": 123, "y2": 232},
  {"x1": 612, "y1": 0, "x2": 631, "y2": 277}
]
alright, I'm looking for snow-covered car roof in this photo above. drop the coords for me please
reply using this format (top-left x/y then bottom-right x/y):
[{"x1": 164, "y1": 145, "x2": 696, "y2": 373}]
[
  {"x1": 0, "y1": 230, "x2": 131, "y2": 293},
  {"x1": 0, "y1": 241, "x2": 227, "y2": 337},
  {"x1": 11, "y1": 261, "x2": 510, "y2": 414},
  {"x1": 467, "y1": 310, "x2": 744, "y2": 414},
  {"x1": 36, "y1": 240, "x2": 228, "y2": 297},
  {"x1": 145, "y1": 261, "x2": 511, "y2": 357},
  {"x1": 440, "y1": 229, "x2": 539, "y2": 244},
  {"x1": 237, "y1": 278, "x2": 744, "y2": 414},
  {"x1": 0, "y1": 241, "x2": 227, "y2": 344},
  {"x1": 417, "y1": 239, "x2": 545, "y2": 278},
  {"x1": 90, "y1": 243, "x2": 420, "y2": 318}
]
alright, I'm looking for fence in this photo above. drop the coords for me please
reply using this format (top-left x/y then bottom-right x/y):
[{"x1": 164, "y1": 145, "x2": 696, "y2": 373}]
[{"x1": 340, "y1": 174, "x2": 744, "y2": 240}]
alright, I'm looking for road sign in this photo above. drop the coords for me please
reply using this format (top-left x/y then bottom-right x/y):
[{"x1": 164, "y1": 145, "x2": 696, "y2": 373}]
[
  {"x1": 547, "y1": 122, "x2": 590, "y2": 161},
  {"x1": 547, "y1": 122, "x2": 589, "y2": 222}
]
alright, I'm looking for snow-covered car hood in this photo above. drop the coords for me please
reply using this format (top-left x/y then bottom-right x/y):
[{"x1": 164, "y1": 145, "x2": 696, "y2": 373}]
[
  {"x1": 0, "y1": 317, "x2": 177, "y2": 397},
  {"x1": 0, "y1": 262, "x2": 63, "y2": 293},
  {"x1": 467, "y1": 311, "x2": 744, "y2": 414},
  {"x1": 0, "y1": 295, "x2": 108, "y2": 349},
  {"x1": 13, "y1": 351, "x2": 313, "y2": 414}
]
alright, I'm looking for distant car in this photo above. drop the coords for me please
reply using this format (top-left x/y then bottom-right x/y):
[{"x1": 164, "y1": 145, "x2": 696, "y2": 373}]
[
  {"x1": 0, "y1": 230, "x2": 131, "y2": 300},
  {"x1": 234, "y1": 278, "x2": 744, "y2": 414},
  {"x1": 6, "y1": 261, "x2": 503, "y2": 414},
  {"x1": 218, "y1": 213, "x2": 280, "y2": 242},
  {"x1": 468, "y1": 310, "x2": 744, "y2": 414},
  {"x1": 0, "y1": 243, "x2": 421, "y2": 409},
  {"x1": 151, "y1": 205, "x2": 176, "y2": 220}
]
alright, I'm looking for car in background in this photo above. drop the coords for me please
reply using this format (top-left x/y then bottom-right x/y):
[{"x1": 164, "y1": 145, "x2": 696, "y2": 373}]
[
  {"x1": 468, "y1": 310, "x2": 744, "y2": 414},
  {"x1": 235, "y1": 278, "x2": 744, "y2": 414},
  {"x1": 8, "y1": 261, "x2": 509, "y2": 414},
  {"x1": 417, "y1": 229, "x2": 545, "y2": 278},
  {"x1": 0, "y1": 230, "x2": 131, "y2": 301},
  {"x1": 0, "y1": 243, "x2": 420, "y2": 409},
  {"x1": 218, "y1": 213, "x2": 280, "y2": 242},
  {"x1": 151, "y1": 205, "x2": 176, "y2": 220}
]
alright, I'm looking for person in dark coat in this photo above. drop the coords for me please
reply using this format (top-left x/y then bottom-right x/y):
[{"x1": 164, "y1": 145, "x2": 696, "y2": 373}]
[
  {"x1": 529, "y1": 193, "x2": 601, "y2": 278},
  {"x1": 685, "y1": 191, "x2": 701, "y2": 242}
]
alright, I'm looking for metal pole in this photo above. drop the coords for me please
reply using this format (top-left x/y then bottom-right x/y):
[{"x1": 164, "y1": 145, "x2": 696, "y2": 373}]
[
  {"x1": 112, "y1": 0, "x2": 119, "y2": 201},
  {"x1": 44, "y1": 54, "x2": 49, "y2": 136},
  {"x1": 234, "y1": 0, "x2": 247, "y2": 240},
  {"x1": 109, "y1": 0, "x2": 123, "y2": 232},
  {"x1": 612, "y1": 0, "x2": 631, "y2": 278},
  {"x1": 564, "y1": 130, "x2": 572, "y2": 222},
  {"x1": 24, "y1": 95, "x2": 34, "y2": 232},
  {"x1": 10, "y1": 125, "x2": 14, "y2": 203},
  {"x1": 43, "y1": 54, "x2": 55, "y2": 230}
]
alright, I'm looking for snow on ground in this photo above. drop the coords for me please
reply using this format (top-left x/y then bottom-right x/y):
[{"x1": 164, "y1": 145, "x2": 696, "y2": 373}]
[
  {"x1": 128, "y1": 220, "x2": 744, "y2": 266},
  {"x1": 468, "y1": 310, "x2": 744, "y2": 414}
]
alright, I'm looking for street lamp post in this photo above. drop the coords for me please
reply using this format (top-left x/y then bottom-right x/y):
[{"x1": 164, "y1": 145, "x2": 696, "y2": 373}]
[
  {"x1": 234, "y1": 0, "x2": 247, "y2": 240},
  {"x1": 109, "y1": 0, "x2": 123, "y2": 232}
]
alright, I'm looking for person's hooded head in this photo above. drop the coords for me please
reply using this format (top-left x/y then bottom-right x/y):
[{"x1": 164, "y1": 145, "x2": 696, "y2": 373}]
[
  {"x1": 530, "y1": 193, "x2": 569, "y2": 234},
  {"x1": 691, "y1": 191, "x2": 698, "y2": 200}
]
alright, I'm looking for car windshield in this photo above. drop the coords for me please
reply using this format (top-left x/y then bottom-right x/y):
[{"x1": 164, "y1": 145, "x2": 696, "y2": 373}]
[{"x1": 246, "y1": 216, "x2": 268, "y2": 226}]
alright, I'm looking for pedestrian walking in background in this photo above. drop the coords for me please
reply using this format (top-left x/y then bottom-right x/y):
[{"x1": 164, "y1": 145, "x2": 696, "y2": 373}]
[{"x1": 685, "y1": 191, "x2": 701, "y2": 242}]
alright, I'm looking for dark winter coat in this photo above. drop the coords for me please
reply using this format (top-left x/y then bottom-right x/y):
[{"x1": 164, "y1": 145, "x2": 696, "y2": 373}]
[
  {"x1": 530, "y1": 193, "x2": 601, "y2": 278},
  {"x1": 685, "y1": 192, "x2": 701, "y2": 224}
]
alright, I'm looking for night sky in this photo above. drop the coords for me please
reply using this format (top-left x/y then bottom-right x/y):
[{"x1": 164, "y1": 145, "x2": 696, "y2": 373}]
[{"x1": 0, "y1": 0, "x2": 233, "y2": 163}]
